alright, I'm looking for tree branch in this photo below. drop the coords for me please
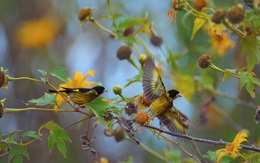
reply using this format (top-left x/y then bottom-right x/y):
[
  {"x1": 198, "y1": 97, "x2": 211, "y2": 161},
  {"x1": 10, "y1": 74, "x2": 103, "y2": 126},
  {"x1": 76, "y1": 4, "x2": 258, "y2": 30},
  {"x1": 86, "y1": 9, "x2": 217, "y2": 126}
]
[{"x1": 144, "y1": 124, "x2": 260, "y2": 152}]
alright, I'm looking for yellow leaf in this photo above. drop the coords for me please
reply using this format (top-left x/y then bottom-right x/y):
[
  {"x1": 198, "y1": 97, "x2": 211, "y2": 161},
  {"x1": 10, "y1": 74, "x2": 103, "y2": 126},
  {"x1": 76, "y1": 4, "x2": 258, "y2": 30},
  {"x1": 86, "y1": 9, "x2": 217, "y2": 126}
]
[
  {"x1": 191, "y1": 17, "x2": 206, "y2": 40},
  {"x1": 173, "y1": 74, "x2": 195, "y2": 101},
  {"x1": 135, "y1": 22, "x2": 153, "y2": 35}
]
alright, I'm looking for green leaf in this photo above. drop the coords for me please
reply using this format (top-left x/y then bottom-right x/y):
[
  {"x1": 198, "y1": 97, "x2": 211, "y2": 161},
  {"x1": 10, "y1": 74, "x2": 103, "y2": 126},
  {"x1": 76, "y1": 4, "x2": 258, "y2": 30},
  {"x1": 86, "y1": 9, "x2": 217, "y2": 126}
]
[
  {"x1": 22, "y1": 131, "x2": 41, "y2": 140},
  {"x1": 39, "y1": 121, "x2": 71, "y2": 158},
  {"x1": 85, "y1": 97, "x2": 113, "y2": 126},
  {"x1": 197, "y1": 75, "x2": 214, "y2": 91},
  {"x1": 117, "y1": 17, "x2": 147, "y2": 29},
  {"x1": 28, "y1": 93, "x2": 57, "y2": 106},
  {"x1": 222, "y1": 69, "x2": 237, "y2": 82},
  {"x1": 38, "y1": 69, "x2": 47, "y2": 77},
  {"x1": 50, "y1": 67, "x2": 68, "y2": 83},
  {"x1": 240, "y1": 35, "x2": 260, "y2": 72},
  {"x1": 56, "y1": 139, "x2": 67, "y2": 158},
  {"x1": 8, "y1": 145, "x2": 29, "y2": 163},
  {"x1": 191, "y1": 17, "x2": 206, "y2": 40},
  {"x1": 108, "y1": 106, "x2": 121, "y2": 115},
  {"x1": 166, "y1": 47, "x2": 179, "y2": 71},
  {"x1": 203, "y1": 150, "x2": 216, "y2": 161},
  {"x1": 124, "y1": 74, "x2": 141, "y2": 88},
  {"x1": 238, "y1": 71, "x2": 260, "y2": 98},
  {"x1": 164, "y1": 149, "x2": 181, "y2": 163},
  {"x1": 13, "y1": 155, "x2": 23, "y2": 163},
  {"x1": 247, "y1": 49, "x2": 260, "y2": 72},
  {"x1": 5, "y1": 130, "x2": 21, "y2": 145},
  {"x1": 112, "y1": 13, "x2": 124, "y2": 20},
  {"x1": 77, "y1": 115, "x2": 89, "y2": 129},
  {"x1": 0, "y1": 143, "x2": 8, "y2": 152}
]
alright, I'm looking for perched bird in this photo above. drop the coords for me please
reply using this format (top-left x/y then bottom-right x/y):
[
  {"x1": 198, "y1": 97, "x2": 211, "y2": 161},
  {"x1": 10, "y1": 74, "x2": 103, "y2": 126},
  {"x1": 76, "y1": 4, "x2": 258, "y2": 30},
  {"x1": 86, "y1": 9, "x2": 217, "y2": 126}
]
[
  {"x1": 49, "y1": 86, "x2": 107, "y2": 105},
  {"x1": 142, "y1": 57, "x2": 190, "y2": 133}
]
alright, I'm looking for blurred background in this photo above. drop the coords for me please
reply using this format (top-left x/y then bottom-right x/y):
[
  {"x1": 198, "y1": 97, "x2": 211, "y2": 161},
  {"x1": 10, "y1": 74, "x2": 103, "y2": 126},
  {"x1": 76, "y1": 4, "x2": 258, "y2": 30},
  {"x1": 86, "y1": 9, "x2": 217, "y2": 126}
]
[{"x1": 0, "y1": 0, "x2": 259, "y2": 162}]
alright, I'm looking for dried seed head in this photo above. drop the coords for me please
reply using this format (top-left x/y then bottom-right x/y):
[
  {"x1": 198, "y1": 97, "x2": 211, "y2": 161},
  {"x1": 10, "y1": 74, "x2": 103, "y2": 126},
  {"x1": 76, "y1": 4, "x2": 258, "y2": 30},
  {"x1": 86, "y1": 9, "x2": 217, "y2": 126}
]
[
  {"x1": 193, "y1": 0, "x2": 208, "y2": 11},
  {"x1": 122, "y1": 27, "x2": 134, "y2": 37},
  {"x1": 254, "y1": 106, "x2": 260, "y2": 124},
  {"x1": 114, "y1": 127, "x2": 125, "y2": 142},
  {"x1": 113, "y1": 85, "x2": 122, "y2": 95},
  {"x1": 140, "y1": 93, "x2": 152, "y2": 107},
  {"x1": 0, "y1": 67, "x2": 8, "y2": 89},
  {"x1": 134, "y1": 111, "x2": 150, "y2": 126},
  {"x1": 173, "y1": 0, "x2": 188, "y2": 10},
  {"x1": 125, "y1": 102, "x2": 138, "y2": 116},
  {"x1": 150, "y1": 34, "x2": 163, "y2": 47},
  {"x1": 211, "y1": 10, "x2": 226, "y2": 24},
  {"x1": 227, "y1": 6, "x2": 244, "y2": 24},
  {"x1": 102, "y1": 113, "x2": 114, "y2": 122},
  {"x1": 246, "y1": 26, "x2": 253, "y2": 36},
  {"x1": 199, "y1": 54, "x2": 211, "y2": 68},
  {"x1": 0, "y1": 99, "x2": 5, "y2": 118},
  {"x1": 78, "y1": 8, "x2": 94, "y2": 22},
  {"x1": 116, "y1": 46, "x2": 132, "y2": 60}
]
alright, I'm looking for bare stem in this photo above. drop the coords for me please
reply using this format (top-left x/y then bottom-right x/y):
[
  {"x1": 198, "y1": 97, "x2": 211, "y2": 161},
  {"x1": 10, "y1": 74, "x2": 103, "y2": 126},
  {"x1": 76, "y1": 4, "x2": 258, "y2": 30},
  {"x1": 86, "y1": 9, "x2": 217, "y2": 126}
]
[
  {"x1": 5, "y1": 108, "x2": 75, "y2": 113},
  {"x1": 91, "y1": 18, "x2": 115, "y2": 37},
  {"x1": 8, "y1": 77, "x2": 42, "y2": 83},
  {"x1": 125, "y1": 137, "x2": 171, "y2": 162},
  {"x1": 144, "y1": 124, "x2": 260, "y2": 152}
]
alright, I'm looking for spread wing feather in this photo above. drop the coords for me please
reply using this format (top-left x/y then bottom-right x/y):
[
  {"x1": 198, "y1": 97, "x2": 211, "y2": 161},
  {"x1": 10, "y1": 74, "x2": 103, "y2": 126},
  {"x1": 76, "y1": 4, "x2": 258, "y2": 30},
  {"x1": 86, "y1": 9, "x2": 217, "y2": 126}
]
[
  {"x1": 142, "y1": 57, "x2": 166, "y2": 101},
  {"x1": 157, "y1": 108, "x2": 190, "y2": 134}
]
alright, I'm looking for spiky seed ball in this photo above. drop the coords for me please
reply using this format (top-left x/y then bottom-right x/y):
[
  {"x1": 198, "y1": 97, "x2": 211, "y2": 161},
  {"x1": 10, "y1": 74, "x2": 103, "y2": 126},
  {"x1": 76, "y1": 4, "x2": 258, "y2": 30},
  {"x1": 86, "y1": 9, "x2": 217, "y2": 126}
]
[
  {"x1": 227, "y1": 6, "x2": 244, "y2": 24},
  {"x1": 125, "y1": 102, "x2": 138, "y2": 116},
  {"x1": 0, "y1": 67, "x2": 8, "y2": 89},
  {"x1": 246, "y1": 26, "x2": 253, "y2": 36},
  {"x1": 135, "y1": 111, "x2": 150, "y2": 126},
  {"x1": 0, "y1": 99, "x2": 6, "y2": 118},
  {"x1": 150, "y1": 34, "x2": 163, "y2": 47},
  {"x1": 193, "y1": 0, "x2": 208, "y2": 11},
  {"x1": 199, "y1": 54, "x2": 211, "y2": 68},
  {"x1": 78, "y1": 8, "x2": 94, "y2": 22},
  {"x1": 116, "y1": 46, "x2": 132, "y2": 60},
  {"x1": 211, "y1": 10, "x2": 226, "y2": 24},
  {"x1": 140, "y1": 93, "x2": 152, "y2": 107},
  {"x1": 114, "y1": 127, "x2": 125, "y2": 142},
  {"x1": 122, "y1": 27, "x2": 134, "y2": 37}
]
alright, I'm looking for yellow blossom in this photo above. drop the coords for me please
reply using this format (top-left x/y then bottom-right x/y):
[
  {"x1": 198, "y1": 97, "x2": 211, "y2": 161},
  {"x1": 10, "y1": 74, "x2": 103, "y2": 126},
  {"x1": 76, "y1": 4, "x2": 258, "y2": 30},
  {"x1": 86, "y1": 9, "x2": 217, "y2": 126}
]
[
  {"x1": 210, "y1": 27, "x2": 235, "y2": 56},
  {"x1": 135, "y1": 22, "x2": 153, "y2": 35},
  {"x1": 54, "y1": 71, "x2": 96, "y2": 109},
  {"x1": 15, "y1": 17, "x2": 59, "y2": 49},
  {"x1": 216, "y1": 131, "x2": 248, "y2": 163}
]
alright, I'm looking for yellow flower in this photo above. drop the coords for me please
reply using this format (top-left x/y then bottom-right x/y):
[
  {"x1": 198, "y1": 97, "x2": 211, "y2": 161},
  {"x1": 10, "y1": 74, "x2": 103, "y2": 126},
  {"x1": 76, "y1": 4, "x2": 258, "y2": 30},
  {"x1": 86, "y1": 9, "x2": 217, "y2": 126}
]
[
  {"x1": 54, "y1": 71, "x2": 96, "y2": 109},
  {"x1": 210, "y1": 27, "x2": 235, "y2": 56},
  {"x1": 216, "y1": 131, "x2": 248, "y2": 163},
  {"x1": 15, "y1": 17, "x2": 59, "y2": 49}
]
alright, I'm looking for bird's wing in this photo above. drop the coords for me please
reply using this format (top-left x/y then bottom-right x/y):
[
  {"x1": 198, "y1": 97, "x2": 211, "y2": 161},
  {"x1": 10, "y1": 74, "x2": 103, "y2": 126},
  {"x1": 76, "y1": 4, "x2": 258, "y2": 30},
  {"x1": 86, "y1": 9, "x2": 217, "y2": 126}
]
[
  {"x1": 142, "y1": 57, "x2": 166, "y2": 101},
  {"x1": 61, "y1": 87, "x2": 92, "y2": 93},
  {"x1": 157, "y1": 108, "x2": 190, "y2": 134}
]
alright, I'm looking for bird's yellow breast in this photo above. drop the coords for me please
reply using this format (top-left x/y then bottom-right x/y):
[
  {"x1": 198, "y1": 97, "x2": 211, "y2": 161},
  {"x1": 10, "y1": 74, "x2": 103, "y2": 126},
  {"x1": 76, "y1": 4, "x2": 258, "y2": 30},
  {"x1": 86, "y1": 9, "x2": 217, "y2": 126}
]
[{"x1": 150, "y1": 94, "x2": 173, "y2": 116}]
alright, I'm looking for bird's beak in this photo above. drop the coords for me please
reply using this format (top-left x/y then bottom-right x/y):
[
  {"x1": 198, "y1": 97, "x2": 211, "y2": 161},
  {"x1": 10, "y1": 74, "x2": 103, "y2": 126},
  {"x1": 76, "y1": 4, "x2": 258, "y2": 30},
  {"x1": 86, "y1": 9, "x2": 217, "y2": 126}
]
[
  {"x1": 104, "y1": 89, "x2": 108, "y2": 93},
  {"x1": 176, "y1": 93, "x2": 182, "y2": 98}
]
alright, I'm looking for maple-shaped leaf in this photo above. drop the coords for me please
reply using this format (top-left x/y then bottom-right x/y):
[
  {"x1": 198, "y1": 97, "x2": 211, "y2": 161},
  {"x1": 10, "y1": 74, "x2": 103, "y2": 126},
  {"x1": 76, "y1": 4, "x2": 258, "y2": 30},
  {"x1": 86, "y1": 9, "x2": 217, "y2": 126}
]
[
  {"x1": 240, "y1": 35, "x2": 260, "y2": 72},
  {"x1": 238, "y1": 71, "x2": 260, "y2": 98}
]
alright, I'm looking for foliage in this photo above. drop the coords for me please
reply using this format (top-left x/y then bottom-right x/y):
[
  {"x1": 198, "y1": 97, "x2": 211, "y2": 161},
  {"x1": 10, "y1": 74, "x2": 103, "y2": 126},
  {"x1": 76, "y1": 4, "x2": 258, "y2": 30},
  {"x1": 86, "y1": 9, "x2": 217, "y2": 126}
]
[{"x1": 1, "y1": 0, "x2": 260, "y2": 162}]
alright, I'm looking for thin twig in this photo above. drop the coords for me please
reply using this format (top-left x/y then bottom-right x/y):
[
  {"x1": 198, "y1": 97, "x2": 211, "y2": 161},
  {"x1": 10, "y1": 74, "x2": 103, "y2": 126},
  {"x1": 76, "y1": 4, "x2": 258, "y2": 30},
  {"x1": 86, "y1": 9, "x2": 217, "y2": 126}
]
[
  {"x1": 153, "y1": 129, "x2": 201, "y2": 163},
  {"x1": 144, "y1": 124, "x2": 260, "y2": 152}
]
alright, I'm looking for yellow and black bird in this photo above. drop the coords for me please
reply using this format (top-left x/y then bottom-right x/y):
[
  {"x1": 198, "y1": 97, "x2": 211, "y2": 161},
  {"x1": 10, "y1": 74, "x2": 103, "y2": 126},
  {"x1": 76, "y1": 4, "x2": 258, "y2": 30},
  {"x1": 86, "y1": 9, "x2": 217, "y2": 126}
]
[
  {"x1": 142, "y1": 57, "x2": 190, "y2": 133},
  {"x1": 49, "y1": 86, "x2": 107, "y2": 105}
]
